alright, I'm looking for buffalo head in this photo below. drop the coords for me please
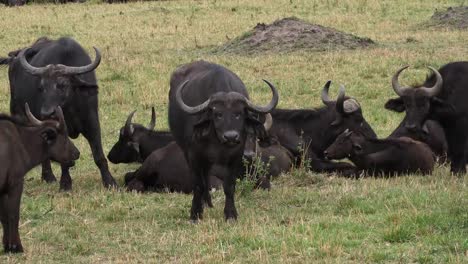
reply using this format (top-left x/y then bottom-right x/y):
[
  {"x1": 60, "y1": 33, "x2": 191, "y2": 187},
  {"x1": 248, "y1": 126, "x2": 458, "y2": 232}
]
[
  {"x1": 25, "y1": 103, "x2": 80, "y2": 165},
  {"x1": 176, "y1": 79, "x2": 279, "y2": 147},
  {"x1": 107, "y1": 107, "x2": 156, "y2": 163},
  {"x1": 324, "y1": 129, "x2": 364, "y2": 160},
  {"x1": 385, "y1": 66, "x2": 453, "y2": 134},
  {"x1": 321, "y1": 81, "x2": 376, "y2": 139},
  {"x1": 18, "y1": 47, "x2": 101, "y2": 118}
]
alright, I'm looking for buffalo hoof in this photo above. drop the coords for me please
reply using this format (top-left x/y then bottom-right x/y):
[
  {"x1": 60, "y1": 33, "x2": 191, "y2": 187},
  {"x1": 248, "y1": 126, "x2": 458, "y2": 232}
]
[
  {"x1": 4, "y1": 244, "x2": 23, "y2": 254},
  {"x1": 103, "y1": 178, "x2": 118, "y2": 189},
  {"x1": 41, "y1": 172, "x2": 57, "y2": 183},
  {"x1": 224, "y1": 209, "x2": 238, "y2": 221},
  {"x1": 189, "y1": 219, "x2": 199, "y2": 224},
  {"x1": 127, "y1": 180, "x2": 144, "y2": 192},
  {"x1": 59, "y1": 180, "x2": 72, "y2": 192}
]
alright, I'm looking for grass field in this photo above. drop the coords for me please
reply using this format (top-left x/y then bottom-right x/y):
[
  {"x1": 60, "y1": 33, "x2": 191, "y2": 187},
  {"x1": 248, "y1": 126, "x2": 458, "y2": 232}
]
[{"x1": 0, "y1": 0, "x2": 467, "y2": 263}]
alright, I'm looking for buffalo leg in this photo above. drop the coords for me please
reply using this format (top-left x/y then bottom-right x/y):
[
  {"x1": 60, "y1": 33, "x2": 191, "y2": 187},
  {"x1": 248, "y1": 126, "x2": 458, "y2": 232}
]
[
  {"x1": 83, "y1": 121, "x2": 117, "y2": 189},
  {"x1": 41, "y1": 160, "x2": 57, "y2": 183},
  {"x1": 2, "y1": 183, "x2": 23, "y2": 253},
  {"x1": 59, "y1": 164, "x2": 73, "y2": 191},
  {"x1": 189, "y1": 159, "x2": 205, "y2": 221},
  {"x1": 202, "y1": 174, "x2": 213, "y2": 208},
  {"x1": 224, "y1": 161, "x2": 240, "y2": 221},
  {"x1": 446, "y1": 127, "x2": 468, "y2": 174}
]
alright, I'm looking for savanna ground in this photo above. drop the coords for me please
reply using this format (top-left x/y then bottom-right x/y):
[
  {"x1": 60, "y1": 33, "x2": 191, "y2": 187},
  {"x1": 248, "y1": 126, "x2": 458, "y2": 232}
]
[{"x1": 0, "y1": 0, "x2": 467, "y2": 263}]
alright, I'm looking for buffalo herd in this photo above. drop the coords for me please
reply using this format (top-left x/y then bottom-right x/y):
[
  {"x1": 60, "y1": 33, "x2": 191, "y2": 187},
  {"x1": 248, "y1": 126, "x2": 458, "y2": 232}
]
[{"x1": 0, "y1": 35, "x2": 467, "y2": 252}]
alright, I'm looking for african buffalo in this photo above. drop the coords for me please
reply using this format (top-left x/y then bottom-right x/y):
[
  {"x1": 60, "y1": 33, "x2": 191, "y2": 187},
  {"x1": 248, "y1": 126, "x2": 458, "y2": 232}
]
[
  {"x1": 168, "y1": 60, "x2": 278, "y2": 221},
  {"x1": 268, "y1": 81, "x2": 376, "y2": 173},
  {"x1": 324, "y1": 129, "x2": 435, "y2": 176},
  {"x1": 107, "y1": 107, "x2": 174, "y2": 164},
  {"x1": 2, "y1": 0, "x2": 26, "y2": 6},
  {"x1": 124, "y1": 142, "x2": 223, "y2": 194},
  {"x1": 385, "y1": 62, "x2": 468, "y2": 173},
  {"x1": 0, "y1": 37, "x2": 116, "y2": 190},
  {"x1": 0, "y1": 104, "x2": 79, "y2": 253}
]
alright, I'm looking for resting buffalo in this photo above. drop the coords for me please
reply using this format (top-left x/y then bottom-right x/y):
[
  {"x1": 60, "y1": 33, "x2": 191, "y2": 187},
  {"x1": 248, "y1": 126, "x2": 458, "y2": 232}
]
[
  {"x1": 268, "y1": 81, "x2": 376, "y2": 173},
  {"x1": 0, "y1": 37, "x2": 116, "y2": 190},
  {"x1": 2, "y1": 0, "x2": 26, "y2": 6},
  {"x1": 324, "y1": 130, "x2": 434, "y2": 176},
  {"x1": 0, "y1": 105, "x2": 79, "y2": 253},
  {"x1": 385, "y1": 62, "x2": 468, "y2": 173},
  {"x1": 389, "y1": 117, "x2": 447, "y2": 162},
  {"x1": 107, "y1": 108, "x2": 174, "y2": 163},
  {"x1": 168, "y1": 60, "x2": 278, "y2": 221},
  {"x1": 124, "y1": 142, "x2": 223, "y2": 194}
]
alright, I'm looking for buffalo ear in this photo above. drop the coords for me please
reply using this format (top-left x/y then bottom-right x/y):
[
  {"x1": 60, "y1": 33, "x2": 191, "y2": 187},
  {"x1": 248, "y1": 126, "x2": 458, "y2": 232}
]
[
  {"x1": 330, "y1": 115, "x2": 342, "y2": 126},
  {"x1": 193, "y1": 113, "x2": 211, "y2": 139},
  {"x1": 352, "y1": 143, "x2": 362, "y2": 152},
  {"x1": 430, "y1": 98, "x2": 455, "y2": 118},
  {"x1": 41, "y1": 127, "x2": 58, "y2": 145},
  {"x1": 246, "y1": 114, "x2": 271, "y2": 147},
  {"x1": 385, "y1": 98, "x2": 405, "y2": 112},
  {"x1": 71, "y1": 76, "x2": 98, "y2": 96}
]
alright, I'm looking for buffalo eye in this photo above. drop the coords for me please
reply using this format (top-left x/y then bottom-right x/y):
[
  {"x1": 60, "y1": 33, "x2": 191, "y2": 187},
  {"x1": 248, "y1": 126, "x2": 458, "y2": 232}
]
[{"x1": 215, "y1": 112, "x2": 223, "y2": 120}]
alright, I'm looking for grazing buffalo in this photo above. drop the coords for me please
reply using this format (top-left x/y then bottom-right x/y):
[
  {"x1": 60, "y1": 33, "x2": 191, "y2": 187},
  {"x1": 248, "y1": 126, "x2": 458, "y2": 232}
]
[
  {"x1": 324, "y1": 130, "x2": 435, "y2": 176},
  {"x1": 0, "y1": 104, "x2": 79, "y2": 253},
  {"x1": 389, "y1": 117, "x2": 447, "y2": 162},
  {"x1": 0, "y1": 37, "x2": 116, "y2": 190},
  {"x1": 268, "y1": 81, "x2": 376, "y2": 173},
  {"x1": 124, "y1": 142, "x2": 223, "y2": 194},
  {"x1": 385, "y1": 62, "x2": 468, "y2": 173},
  {"x1": 107, "y1": 107, "x2": 174, "y2": 164},
  {"x1": 168, "y1": 60, "x2": 278, "y2": 221}
]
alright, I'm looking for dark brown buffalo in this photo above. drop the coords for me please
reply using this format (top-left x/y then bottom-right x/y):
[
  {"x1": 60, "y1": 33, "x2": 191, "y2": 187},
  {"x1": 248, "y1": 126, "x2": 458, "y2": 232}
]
[
  {"x1": 268, "y1": 81, "x2": 376, "y2": 173},
  {"x1": 168, "y1": 60, "x2": 278, "y2": 221},
  {"x1": 324, "y1": 129, "x2": 435, "y2": 176},
  {"x1": 0, "y1": 105, "x2": 79, "y2": 253},
  {"x1": 385, "y1": 62, "x2": 468, "y2": 173}
]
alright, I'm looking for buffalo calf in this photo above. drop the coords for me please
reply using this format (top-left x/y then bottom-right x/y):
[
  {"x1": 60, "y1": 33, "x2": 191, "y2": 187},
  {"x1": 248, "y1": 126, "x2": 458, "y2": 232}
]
[
  {"x1": 0, "y1": 105, "x2": 79, "y2": 253},
  {"x1": 324, "y1": 129, "x2": 434, "y2": 176}
]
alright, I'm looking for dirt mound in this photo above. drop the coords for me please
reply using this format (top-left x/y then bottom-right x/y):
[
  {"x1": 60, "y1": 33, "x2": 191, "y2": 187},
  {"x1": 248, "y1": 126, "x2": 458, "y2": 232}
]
[
  {"x1": 429, "y1": 6, "x2": 468, "y2": 29},
  {"x1": 216, "y1": 17, "x2": 375, "y2": 54}
]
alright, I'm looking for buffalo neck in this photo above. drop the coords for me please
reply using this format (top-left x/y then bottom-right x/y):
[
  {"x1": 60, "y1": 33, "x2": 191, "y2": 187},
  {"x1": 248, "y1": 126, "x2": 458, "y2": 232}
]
[
  {"x1": 138, "y1": 129, "x2": 174, "y2": 160},
  {"x1": 348, "y1": 138, "x2": 390, "y2": 167},
  {"x1": 16, "y1": 126, "x2": 49, "y2": 172}
]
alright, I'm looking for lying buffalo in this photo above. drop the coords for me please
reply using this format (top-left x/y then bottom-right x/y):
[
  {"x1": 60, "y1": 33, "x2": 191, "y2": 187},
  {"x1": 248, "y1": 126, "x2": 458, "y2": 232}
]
[
  {"x1": 0, "y1": 104, "x2": 79, "y2": 253},
  {"x1": 168, "y1": 60, "x2": 278, "y2": 221},
  {"x1": 385, "y1": 62, "x2": 468, "y2": 173},
  {"x1": 107, "y1": 107, "x2": 173, "y2": 163},
  {"x1": 268, "y1": 81, "x2": 376, "y2": 173},
  {"x1": 324, "y1": 129, "x2": 435, "y2": 176},
  {"x1": 0, "y1": 37, "x2": 116, "y2": 190}
]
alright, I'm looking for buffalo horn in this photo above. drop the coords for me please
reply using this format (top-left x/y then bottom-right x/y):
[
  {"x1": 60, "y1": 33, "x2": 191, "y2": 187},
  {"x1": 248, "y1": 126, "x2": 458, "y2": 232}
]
[
  {"x1": 57, "y1": 47, "x2": 101, "y2": 75},
  {"x1": 176, "y1": 80, "x2": 211, "y2": 115},
  {"x1": 19, "y1": 48, "x2": 49, "y2": 76},
  {"x1": 321, "y1": 80, "x2": 333, "y2": 105},
  {"x1": 55, "y1": 106, "x2": 66, "y2": 130},
  {"x1": 335, "y1": 84, "x2": 346, "y2": 114},
  {"x1": 244, "y1": 79, "x2": 279, "y2": 113},
  {"x1": 263, "y1": 113, "x2": 273, "y2": 131},
  {"x1": 125, "y1": 110, "x2": 136, "y2": 135},
  {"x1": 24, "y1": 103, "x2": 44, "y2": 126},
  {"x1": 420, "y1": 66, "x2": 443, "y2": 97},
  {"x1": 148, "y1": 107, "x2": 156, "y2": 130},
  {"x1": 391, "y1": 65, "x2": 412, "y2": 96}
]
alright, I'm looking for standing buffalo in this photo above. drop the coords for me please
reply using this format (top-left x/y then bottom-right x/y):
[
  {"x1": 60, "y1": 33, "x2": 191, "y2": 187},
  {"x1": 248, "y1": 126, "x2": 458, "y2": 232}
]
[
  {"x1": 168, "y1": 60, "x2": 278, "y2": 221},
  {"x1": 0, "y1": 105, "x2": 79, "y2": 253},
  {"x1": 0, "y1": 37, "x2": 117, "y2": 190},
  {"x1": 268, "y1": 81, "x2": 376, "y2": 173},
  {"x1": 385, "y1": 62, "x2": 468, "y2": 173},
  {"x1": 324, "y1": 130, "x2": 435, "y2": 176},
  {"x1": 107, "y1": 108, "x2": 174, "y2": 164}
]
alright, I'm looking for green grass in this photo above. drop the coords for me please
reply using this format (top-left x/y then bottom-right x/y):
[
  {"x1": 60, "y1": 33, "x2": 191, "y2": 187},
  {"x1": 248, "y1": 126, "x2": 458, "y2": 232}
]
[{"x1": 0, "y1": 0, "x2": 467, "y2": 263}]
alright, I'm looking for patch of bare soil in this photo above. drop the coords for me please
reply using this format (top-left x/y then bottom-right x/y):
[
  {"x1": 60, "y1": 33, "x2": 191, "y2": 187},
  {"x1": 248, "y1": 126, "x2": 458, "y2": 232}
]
[
  {"x1": 429, "y1": 6, "x2": 468, "y2": 29},
  {"x1": 216, "y1": 17, "x2": 375, "y2": 54}
]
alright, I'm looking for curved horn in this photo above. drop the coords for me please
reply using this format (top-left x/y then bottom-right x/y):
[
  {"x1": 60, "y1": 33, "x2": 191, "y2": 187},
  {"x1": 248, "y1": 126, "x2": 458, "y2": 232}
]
[
  {"x1": 245, "y1": 79, "x2": 279, "y2": 113},
  {"x1": 55, "y1": 106, "x2": 65, "y2": 130},
  {"x1": 25, "y1": 103, "x2": 44, "y2": 126},
  {"x1": 335, "y1": 84, "x2": 346, "y2": 114},
  {"x1": 148, "y1": 107, "x2": 156, "y2": 130},
  {"x1": 321, "y1": 80, "x2": 333, "y2": 105},
  {"x1": 175, "y1": 80, "x2": 211, "y2": 115},
  {"x1": 57, "y1": 47, "x2": 101, "y2": 75},
  {"x1": 125, "y1": 110, "x2": 136, "y2": 135},
  {"x1": 391, "y1": 65, "x2": 411, "y2": 96},
  {"x1": 19, "y1": 48, "x2": 49, "y2": 76},
  {"x1": 420, "y1": 66, "x2": 443, "y2": 97},
  {"x1": 263, "y1": 113, "x2": 273, "y2": 131}
]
